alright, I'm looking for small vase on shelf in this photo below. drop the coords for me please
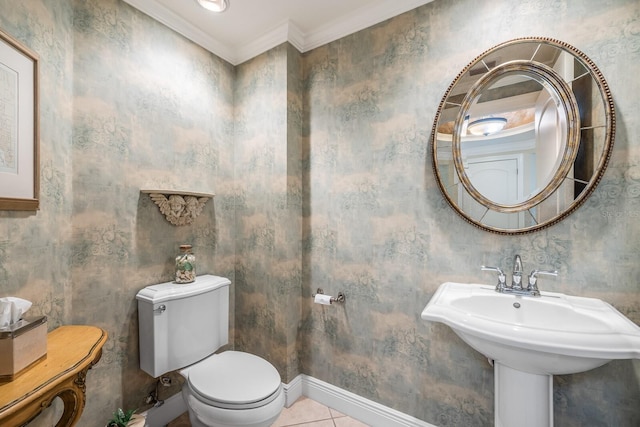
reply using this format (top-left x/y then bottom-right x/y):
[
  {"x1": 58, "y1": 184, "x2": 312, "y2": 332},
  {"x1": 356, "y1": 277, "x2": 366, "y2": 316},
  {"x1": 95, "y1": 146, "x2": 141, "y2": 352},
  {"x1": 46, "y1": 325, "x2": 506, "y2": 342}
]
[{"x1": 175, "y1": 244, "x2": 196, "y2": 283}]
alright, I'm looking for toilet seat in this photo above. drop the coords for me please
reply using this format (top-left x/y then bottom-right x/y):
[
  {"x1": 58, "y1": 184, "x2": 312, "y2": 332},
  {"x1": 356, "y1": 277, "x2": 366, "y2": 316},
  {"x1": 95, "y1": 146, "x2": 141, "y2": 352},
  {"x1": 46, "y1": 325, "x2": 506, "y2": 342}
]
[{"x1": 186, "y1": 351, "x2": 282, "y2": 410}]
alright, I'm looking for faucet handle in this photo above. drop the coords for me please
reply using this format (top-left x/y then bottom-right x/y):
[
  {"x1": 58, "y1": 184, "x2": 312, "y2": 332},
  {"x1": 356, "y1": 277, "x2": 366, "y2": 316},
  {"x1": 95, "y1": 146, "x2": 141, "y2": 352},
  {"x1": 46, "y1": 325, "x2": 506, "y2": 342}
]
[
  {"x1": 527, "y1": 269, "x2": 558, "y2": 294},
  {"x1": 481, "y1": 266, "x2": 507, "y2": 292}
]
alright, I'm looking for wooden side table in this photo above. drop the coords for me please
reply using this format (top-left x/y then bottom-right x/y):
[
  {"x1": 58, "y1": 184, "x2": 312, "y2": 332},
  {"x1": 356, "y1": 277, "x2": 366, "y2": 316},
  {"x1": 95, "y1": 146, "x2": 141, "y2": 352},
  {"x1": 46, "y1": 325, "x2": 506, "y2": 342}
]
[{"x1": 0, "y1": 325, "x2": 108, "y2": 426}]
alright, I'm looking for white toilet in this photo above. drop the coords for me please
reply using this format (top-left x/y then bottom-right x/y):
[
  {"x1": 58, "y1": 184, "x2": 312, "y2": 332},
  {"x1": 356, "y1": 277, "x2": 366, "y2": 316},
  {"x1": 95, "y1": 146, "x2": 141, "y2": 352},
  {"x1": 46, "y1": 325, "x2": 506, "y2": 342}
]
[{"x1": 136, "y1": 275, "x2": 284, "y2": 427}]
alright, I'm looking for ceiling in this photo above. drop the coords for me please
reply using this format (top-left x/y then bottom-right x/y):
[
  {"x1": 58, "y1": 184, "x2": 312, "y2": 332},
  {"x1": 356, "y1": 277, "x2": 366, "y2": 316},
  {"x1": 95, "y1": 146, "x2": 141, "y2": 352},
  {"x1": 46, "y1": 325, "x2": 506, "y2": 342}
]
[{"x1": 122, "y1": 0, "x2": 434, "y2": 65}]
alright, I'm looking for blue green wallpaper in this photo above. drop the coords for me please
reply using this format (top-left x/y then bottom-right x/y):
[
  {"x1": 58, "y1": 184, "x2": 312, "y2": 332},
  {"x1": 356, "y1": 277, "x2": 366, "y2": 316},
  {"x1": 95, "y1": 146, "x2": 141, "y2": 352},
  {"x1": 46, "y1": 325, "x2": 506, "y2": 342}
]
[{"x1": 0, "y1": 0, "x2": 638, "y2": 426}]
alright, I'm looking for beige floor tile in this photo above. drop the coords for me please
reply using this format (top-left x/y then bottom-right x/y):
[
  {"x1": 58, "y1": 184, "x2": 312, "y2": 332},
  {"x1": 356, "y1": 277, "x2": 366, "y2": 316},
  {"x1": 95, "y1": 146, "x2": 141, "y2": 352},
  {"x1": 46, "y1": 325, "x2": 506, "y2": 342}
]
[
  {"x1": 167, "y1": 411, "x2": 190, "y2": 426},
  {"x1": 272, "y1": 397, "x2": 333, "y2": 426},
  {"x1": 165, "y1": 397, "x2": 370, "y2": 427},
  {"x1": 329, "y1": 407, "x2": 346, "y2": 418},
  {"x1": 289, "y1": 421, "x2": 336, "y2": 427},
  {"x1": 333, "y1": 416, "x2": 371, "y2": 427}
]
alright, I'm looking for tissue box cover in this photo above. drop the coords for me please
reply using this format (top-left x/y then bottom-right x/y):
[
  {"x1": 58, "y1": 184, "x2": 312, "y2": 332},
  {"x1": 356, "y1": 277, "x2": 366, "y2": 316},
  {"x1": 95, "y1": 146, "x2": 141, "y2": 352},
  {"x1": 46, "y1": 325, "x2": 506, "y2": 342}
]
[{"x1": 0, "y1": 316, "x2": 47, "y2": 382}]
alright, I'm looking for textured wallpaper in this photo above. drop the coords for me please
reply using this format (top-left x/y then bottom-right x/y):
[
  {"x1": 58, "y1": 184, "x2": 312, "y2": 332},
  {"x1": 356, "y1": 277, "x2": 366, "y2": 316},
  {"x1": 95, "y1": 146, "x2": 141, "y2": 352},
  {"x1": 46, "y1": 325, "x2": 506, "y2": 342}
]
[
  {"x1": 0, "y1": 0, "x2": 638, "y2": 426},
  {"x1": 70, "y1": 0, "x2": 236, "y2": 420},
  {"x1": 300, "y1": 1, "x2": 640, "y2": 425},
  {"x1": 233, "y1": 43, "x2": 304, "y2": 383}
]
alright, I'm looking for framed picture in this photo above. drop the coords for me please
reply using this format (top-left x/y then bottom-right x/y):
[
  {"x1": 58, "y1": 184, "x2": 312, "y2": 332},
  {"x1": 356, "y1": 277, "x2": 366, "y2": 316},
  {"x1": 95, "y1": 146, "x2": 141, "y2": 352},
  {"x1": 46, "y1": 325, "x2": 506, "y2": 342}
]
[{"x1": 0, "y1": 28, "x2": 39, "y2": 211}]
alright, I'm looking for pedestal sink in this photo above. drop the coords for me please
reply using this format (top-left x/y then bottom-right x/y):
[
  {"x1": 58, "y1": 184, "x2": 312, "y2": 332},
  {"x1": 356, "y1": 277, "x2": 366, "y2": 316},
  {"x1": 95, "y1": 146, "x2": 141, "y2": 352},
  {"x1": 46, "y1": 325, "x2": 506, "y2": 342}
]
[{"x1": 421, "y1": 282, "x2": 640, "y2": 427}]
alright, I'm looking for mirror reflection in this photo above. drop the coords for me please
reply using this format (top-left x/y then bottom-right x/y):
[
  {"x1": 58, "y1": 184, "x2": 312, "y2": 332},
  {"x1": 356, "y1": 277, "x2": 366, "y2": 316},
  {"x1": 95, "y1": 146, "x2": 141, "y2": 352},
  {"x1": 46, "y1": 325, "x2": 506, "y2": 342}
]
[
  {"x1": 432, "y1": 38, "x2": 614, "y2": 234},
  {"x1": 462, "y1": 72, "x2": 565, "y2": 206}
]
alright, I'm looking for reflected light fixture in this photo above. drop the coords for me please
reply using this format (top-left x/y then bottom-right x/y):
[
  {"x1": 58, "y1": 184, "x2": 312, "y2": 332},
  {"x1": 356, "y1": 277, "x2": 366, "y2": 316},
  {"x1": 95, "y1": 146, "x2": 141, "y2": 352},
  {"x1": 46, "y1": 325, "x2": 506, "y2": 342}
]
[
  {"x1": 467, "y1": 117, "x2": 508, "y2": 136},
  {"x1": 196, "y1": 0, "x2": 229, "y2": 12}
]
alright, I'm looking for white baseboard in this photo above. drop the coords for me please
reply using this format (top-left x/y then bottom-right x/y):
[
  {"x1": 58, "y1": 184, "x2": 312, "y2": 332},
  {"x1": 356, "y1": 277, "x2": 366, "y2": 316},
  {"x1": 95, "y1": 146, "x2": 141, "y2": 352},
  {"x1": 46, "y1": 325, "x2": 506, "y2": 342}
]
[
  {"x1": 294, "y1": 375, "x2": 437, "y2": 427},
  {"x1": 282, "y1": 374, "x2": 303, "y2": 407},
  {"x1": 143, "y1": 393, "x2": 187, "y2": 427},
  {"x1": 143, "y1": 374, "x2": 436, "y2": 427}
]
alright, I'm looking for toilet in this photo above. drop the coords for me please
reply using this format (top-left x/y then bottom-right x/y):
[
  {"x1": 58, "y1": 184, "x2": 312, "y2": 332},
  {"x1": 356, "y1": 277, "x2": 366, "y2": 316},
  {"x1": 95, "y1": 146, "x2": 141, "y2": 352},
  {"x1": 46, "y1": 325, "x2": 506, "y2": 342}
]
[{"x1": 136, "y1": 275, "x2": 284, "y2": 427}]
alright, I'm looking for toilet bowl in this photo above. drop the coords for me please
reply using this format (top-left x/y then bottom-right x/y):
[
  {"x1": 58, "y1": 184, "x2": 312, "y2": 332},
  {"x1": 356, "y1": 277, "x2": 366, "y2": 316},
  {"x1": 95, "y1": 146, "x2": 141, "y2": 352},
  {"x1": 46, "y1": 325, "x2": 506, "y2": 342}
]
[{"x1": 180, "y1": 351, "x2": 284, "y2": 427}]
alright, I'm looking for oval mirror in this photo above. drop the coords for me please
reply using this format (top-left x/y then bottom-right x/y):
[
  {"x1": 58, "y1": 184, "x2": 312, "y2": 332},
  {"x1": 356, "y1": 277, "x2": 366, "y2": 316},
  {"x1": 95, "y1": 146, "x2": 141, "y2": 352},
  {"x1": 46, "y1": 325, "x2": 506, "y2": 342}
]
[{"x1": 432, "y1": 37, "x2": 615, "y2": 234}]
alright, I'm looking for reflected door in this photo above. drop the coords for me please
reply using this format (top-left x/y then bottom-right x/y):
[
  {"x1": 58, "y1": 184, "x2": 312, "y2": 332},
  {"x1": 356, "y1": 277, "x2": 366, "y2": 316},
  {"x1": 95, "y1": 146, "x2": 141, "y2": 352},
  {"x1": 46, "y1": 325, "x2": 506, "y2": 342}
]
[{"x1": 461, "y1": 156, "x2": 522, "y2": 228}]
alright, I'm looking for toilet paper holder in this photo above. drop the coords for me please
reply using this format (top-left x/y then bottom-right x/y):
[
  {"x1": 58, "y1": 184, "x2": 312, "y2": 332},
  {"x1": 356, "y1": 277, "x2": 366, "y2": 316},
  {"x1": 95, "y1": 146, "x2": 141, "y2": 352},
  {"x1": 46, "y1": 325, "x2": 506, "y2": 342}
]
[{"x1": 312, "y1": 288, "x2": 345, "y2": 304}]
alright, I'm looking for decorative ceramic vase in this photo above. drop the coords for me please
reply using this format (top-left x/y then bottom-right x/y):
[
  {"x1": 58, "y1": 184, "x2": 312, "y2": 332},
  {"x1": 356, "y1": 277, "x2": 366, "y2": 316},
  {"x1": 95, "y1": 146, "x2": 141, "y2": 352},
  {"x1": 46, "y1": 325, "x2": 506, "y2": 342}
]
[{"x1": 175, "y1": 244, "x2": 196, "y2": 283}]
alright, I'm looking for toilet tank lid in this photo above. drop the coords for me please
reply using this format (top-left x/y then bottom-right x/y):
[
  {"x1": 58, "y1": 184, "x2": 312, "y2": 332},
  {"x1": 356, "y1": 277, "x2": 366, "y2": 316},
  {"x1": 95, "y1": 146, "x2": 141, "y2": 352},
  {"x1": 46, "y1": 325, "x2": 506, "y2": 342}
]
[{"x1": 136, "y1": 274, "x2": 231, "y2": 304}]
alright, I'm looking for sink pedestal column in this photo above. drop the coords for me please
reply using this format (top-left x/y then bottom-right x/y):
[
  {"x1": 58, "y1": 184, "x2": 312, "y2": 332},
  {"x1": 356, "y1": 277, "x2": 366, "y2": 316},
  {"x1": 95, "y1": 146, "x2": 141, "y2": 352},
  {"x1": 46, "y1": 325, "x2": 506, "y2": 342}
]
[{"x1": 495, "y1": 363, "x2": 553, "y2": 427}]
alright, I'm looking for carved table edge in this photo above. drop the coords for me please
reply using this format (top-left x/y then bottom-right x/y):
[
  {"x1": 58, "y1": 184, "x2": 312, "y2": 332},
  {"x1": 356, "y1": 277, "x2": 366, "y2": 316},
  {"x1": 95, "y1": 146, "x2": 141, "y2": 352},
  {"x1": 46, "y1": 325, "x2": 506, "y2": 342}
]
[{"x1": 0, "y1": 326, "x2": 108, "y2": 420}]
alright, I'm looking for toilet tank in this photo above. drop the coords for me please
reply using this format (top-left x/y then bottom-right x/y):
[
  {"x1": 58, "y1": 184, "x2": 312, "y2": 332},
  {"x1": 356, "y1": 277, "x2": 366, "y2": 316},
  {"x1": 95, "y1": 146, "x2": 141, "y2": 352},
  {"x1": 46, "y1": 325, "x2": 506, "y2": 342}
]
[{"x1": 136, "y1": 274, "x2": 231, "y2": 378}]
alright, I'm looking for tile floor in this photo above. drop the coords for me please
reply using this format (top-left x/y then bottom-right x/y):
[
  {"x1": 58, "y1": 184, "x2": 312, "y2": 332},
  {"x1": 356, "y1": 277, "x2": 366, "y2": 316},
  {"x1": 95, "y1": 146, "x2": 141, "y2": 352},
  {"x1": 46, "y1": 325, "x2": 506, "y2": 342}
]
[
  {"x1": 273, "y1": 397, "x2": 370, "y2": 427},
  {"x1": 168, "y1": 396, "x2": 371, "y2": 427}
]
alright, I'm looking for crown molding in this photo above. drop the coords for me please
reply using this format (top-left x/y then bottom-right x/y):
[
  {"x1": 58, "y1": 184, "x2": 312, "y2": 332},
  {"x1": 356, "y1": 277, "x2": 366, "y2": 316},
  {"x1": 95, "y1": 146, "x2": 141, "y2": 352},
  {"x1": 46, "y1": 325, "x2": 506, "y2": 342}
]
[
  {"x1": 302, "y1": 0, "x2": 433, "y2": 52},
  {"x1": 121, "y1": 0, "x2": 434, "y2": 65},
  {"x1": 122, "y1": 0, "x2": 237, "y2": 63},
  {"x1": 233, "y1": 20, "x2": 305, "y2": 65}
]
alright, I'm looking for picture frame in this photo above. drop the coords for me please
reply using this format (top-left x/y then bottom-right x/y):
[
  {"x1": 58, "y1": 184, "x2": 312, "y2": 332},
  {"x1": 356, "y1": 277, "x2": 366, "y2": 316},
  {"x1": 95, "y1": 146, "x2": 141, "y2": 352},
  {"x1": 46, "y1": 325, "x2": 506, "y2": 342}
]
[{"x1": 0, "y1": 28, "x2": 39, "y2": 211}]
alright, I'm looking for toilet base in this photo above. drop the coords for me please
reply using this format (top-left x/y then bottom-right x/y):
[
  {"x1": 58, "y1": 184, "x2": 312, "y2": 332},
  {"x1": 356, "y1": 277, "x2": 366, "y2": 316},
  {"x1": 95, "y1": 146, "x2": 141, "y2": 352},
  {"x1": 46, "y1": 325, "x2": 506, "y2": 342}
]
[{"x1": 182, "y1": 384, "x2": 285, "y2": 427}]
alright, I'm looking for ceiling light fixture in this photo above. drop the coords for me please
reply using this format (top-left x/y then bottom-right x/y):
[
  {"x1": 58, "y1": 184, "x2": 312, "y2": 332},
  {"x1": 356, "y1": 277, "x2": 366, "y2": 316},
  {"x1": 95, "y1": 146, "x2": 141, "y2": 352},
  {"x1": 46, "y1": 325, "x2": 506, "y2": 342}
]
[
  {"x1": 196, "y1": 0, "x2": 229, "y2": 13},
  {"x1": 467, "y1": 117, "x2": 508, "y2": 136}
]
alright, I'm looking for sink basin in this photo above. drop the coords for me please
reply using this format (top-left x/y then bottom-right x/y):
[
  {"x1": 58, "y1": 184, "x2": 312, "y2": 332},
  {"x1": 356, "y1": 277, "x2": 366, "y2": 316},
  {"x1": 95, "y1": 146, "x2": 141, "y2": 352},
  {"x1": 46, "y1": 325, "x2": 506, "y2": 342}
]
[
  {"x1": 422, "y1": 281, "x2": 640, "y2": 426},
  {"x1": 421, "y1": 282, "x2": 640, "y2": 375}
]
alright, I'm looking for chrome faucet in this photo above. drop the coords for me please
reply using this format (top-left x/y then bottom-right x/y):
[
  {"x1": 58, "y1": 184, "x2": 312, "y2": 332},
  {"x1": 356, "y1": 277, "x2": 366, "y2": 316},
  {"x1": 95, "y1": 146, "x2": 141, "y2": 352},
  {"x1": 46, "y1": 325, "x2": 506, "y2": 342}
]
[
  {"x1": 482, "y1": 254, "x2": 557, "y2": 297},
  {"x1": 527, "y1": 269, "x2": 558, "y2": 296},
  {"x1": 480, "y1": 265, "x2": 507, "y2": 292},
  {"x1": 512, "y1": 254, "x2": 523, "y2": 290}
]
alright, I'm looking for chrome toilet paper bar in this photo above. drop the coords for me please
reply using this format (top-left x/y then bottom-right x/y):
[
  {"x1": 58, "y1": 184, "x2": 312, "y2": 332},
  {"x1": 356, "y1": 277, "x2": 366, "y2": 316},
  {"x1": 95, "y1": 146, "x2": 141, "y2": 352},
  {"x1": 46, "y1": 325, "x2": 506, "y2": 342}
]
[{"x1": 312, "y1": 288, "x2": 345, "y2": 304}]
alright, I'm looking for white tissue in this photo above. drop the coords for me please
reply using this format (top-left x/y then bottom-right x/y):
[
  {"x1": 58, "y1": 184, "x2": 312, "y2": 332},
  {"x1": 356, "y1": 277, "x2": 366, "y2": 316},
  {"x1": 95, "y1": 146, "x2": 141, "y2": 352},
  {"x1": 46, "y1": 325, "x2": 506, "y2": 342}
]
[
  {"x1": 314, "y1": 294, "x2": 332, "y2": 305},
  {"x1": 0, "y1": 297, "x2": 32, "y2": 328}
]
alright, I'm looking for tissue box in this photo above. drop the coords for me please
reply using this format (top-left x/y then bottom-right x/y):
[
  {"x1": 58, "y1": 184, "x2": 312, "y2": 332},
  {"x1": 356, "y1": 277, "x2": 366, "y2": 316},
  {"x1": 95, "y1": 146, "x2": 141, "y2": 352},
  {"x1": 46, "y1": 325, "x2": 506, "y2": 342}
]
[{"x1": 0, "y1": 316, "x2": 47, "y2": 382}]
